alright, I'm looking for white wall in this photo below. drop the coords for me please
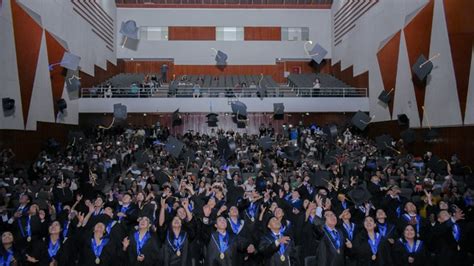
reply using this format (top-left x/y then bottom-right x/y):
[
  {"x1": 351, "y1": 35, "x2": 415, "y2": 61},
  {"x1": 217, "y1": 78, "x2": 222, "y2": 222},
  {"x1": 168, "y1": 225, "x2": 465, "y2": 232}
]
[
  {"x1": 331, "y1": 0, "x2": 471, "y2": 128},
  {"x1": 78, "y1": 97, "x2": 369, "y2": 113},
  {"x1": 0, "y1": 0, "x2": 117, "y2": 130},
  {"x1": 116, "y1": 8, "x2": 332, "y2": 65},
  {"x1": 0, "y1": 0, "x2": 24, "y2": 130}
]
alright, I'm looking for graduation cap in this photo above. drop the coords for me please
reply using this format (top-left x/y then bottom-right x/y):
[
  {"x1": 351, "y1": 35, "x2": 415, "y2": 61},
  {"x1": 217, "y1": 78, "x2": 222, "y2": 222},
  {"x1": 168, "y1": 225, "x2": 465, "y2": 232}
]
[
  {"x1": 172, "y1": 109, "x2": 183, "y2": 127},
  {"x1": 120, "y1": 20, "x2": 139, "y2": 40},
  {"x1": 60, "y1": 52, "x2": 81, "y2": 71},
  {"x1": 400, "y1": 129, "x2": 416, "y2": 144},
  {"x1": 348, "y1": 186, "x2": 372, "y2": 205},
  {"x1": 305, "y1": 42, "x2": 328, "y2": 64},
  {"x1": 351, "y1": 111, "x2": 372, "y2": 131},
  {"x1": 214, "y1": 49, "x2": 228, "y2": 67},
  {"x1": 397, "y1": 114, "x2": 410, "y2": 127},
  {"x1": 113, "y1": 103, "x2": 127, "y2": 120},
  {"x1": 206, "y1": 113, "x2": 219, "y2": 127},
  {"x1": 273, "y1": 103, "x2": 284, "y2": 120},
  {"x1": 411, "y1": 53, "x2": 440, "y2": 81},
  {"x1": 378, "y1": 89, "x2": 393, "y2": 105},
  {"x1": 258, "y1": 136, "x2": 273, "y2": 151},
  {"x1": 375, "y1": 134, "x2": 393, "y2": 150},
  {"x1": 282, "y1": 145, "x2": 300, "y2": 162},
  {"x1": 309, "y1": 170, "x2": 330, "y2": 187},
  {"x1": 231, "y1": 101, "x2": 247, "y2": 119},
  {"x1": 165, "y1": 136, "x2": 184, "y2": 158}
]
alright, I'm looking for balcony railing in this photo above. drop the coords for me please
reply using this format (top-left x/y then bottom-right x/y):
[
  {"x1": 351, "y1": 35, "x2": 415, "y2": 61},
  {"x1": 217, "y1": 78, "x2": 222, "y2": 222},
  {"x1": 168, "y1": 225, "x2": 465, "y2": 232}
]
[{"x1": 80, "y1": 86, "x2": 367, "y2": 98}]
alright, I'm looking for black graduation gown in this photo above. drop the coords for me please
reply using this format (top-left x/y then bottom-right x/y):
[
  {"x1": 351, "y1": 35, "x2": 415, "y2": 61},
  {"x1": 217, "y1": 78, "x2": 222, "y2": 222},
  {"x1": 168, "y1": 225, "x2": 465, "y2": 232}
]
[
  {"x1": 123, "y1": 230, "x2": 160, "y2": 266},
  {"x1": 0, "y1": 246, "x2": 20, "y2": 266},
  {"x1": 159, "y1": 222, "x2": 195, "y2": 266},
  {"x1": 315, "y1": 226, "x2": 349, "y2": 266},
  {"x1": 13, "y1": 215, "x2": 43, "y2": 253},
  {"x1": 258, "y1": 231, "x2": 298, "y2": 266},
  {"x1": 352, "y1": 232, "x2": 393, "y2": 266},
  {"x1": 77, "y1": 230, "x2": 116, "y2": 266},
  {"x1": 429, "y1": 220, "x2": 472, "y2": 266},
  {"x1": 380, "y1": 195, "x2": 406, "y2": 223},
  {"x1": 392, "y1": 239, "x2": 430, "y2": 266},
  {"x1": 226, "y1": 218, "x2": 259, "y2": 266},
  {"x1": 115, "y1": 203, "x2": 139, "y2": 230},
  {"x1": 300, "y1": 217, "x2": 320, "y2": 262},
  {"x1": 376, "y1": 222, "x2": 397, "y2": 241},
  {"x1": 25, "y1": 237, "x2": 71, "y2": 266},
  {"x1": 201, "y1": 223, "x2": 245, "y2": 266},
  {"x1": 338, "y1": 222, "x2": 361, "y2": 266},
  {"x1": 397, "y1": 214, "x2": 429, "y2": 240}
]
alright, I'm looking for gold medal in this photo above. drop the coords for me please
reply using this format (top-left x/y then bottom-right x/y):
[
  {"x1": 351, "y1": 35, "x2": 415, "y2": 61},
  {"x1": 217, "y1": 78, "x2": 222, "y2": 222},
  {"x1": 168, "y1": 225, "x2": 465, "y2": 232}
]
[
  {"x1": 280, "y1": 255, "x2": 286, "y2": 262},
  {"x1": 176, "y1": 250, "x2": 181, "y2": 256},
  {"x1": 251, "y1": 217, "x2": 255, "y2": 222},
  {"x1": 457, "y1": 245, "x2": 461, "y2": 251},
  {"x1": 336, "y1": 249, "x2": 340, "y2": 254},
  {"x1": 372, "y1": 255, "x2": 376, "y2": 261},
  {"x1": 27, "y1": 236, "x2": 31, "y2": 242},
  {"x1": 220, "y1": 253, "x2": 225, "y2": 260},
  {"x1": 95, "y1": 257, "x2": 100, "y2": 264}
]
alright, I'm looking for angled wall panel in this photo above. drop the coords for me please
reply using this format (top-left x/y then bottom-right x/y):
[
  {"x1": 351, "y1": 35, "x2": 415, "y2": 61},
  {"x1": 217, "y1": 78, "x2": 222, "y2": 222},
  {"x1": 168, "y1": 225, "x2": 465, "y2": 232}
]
[
  {"x1": 26, "y1": 30, "x2": 55, "y2": 131},
  {"x1": 392, "y1": 31, "x2": 421, "y2": 127},
  {"x1": 423, "y1": 0, "x2": 462, "y2": 127},
  {"x1": 0, "y1": 0, "x2": 24, "y2": 129}
]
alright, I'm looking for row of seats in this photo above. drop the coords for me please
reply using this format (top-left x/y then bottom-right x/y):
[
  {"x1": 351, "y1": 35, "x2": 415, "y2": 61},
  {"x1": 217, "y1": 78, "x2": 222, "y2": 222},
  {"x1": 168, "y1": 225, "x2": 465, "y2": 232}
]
[
  {"x1": 175, "y1": 74, "x2": 278, "y2": 88},
  {"x1": 288, "y1": 73, "x2": 349, "y2": 88}
]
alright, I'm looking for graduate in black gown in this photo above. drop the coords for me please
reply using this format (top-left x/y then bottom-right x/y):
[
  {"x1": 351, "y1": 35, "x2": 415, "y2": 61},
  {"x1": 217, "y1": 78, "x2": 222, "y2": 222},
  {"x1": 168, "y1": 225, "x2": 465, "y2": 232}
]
[
  {"x1": 158, "y1": 195, "x2": 195, "y2": 266},
  {"x1": 121, "y1": 216, "x2": 159, "y2": 266},
  {"x1": 392, "y1": 224, "x2": 430, "y2": 266},
  {"x1": 338, "y1": 209, "x2": 360, "y2": 266},
  {"x1": 226, "y1": 206, "x2": 257, "y2": 265},
  {"x1": 0, "y1": 231, "x2": 19, "y2": 266},
  {"x1": 352, "y1": 216, "x2": 393, "y2": 266},
  {"x1": 397, "y1": 202, "x2": 429, "y2": 240},
  {"x1": 374, "y1": 209, "x2": 397, "y2": 245},
  {"x1": 30, "y1": 220, "x2": 72, "y2": 265},
  {"x1": 200, "y1": 205, "x2": 246, "y2": 266},
  {"x1": 76, "y1": 220, "x2": 115, "y2": 266},
  {"x1": 258, "y1": 215, "x2": 298, "y2": 266},
  {"x1": 315, "y1": 210, "x2": 353, "y2": 266},
  {"x1": 430, "y1": 209, "x2": 473, "y2": 266}
]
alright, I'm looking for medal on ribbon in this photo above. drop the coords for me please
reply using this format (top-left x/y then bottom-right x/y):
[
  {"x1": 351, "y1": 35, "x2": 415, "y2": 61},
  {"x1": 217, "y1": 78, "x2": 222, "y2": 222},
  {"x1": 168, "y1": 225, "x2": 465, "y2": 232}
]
[
  {"x1": 368, "y1": 233, "x2": 382, "y2": 261},
  {"x1": 167, "y1": 230, "x2": 186, "y2": 257},
  {"x1": 91, "y1": 238, "x2": 109, "y2": 264}
]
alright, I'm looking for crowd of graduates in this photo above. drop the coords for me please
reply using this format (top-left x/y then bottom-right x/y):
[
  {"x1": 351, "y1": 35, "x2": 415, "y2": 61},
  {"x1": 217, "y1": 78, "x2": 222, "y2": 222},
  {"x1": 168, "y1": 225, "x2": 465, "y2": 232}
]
[{"x1": 0, "y1": 124, "x2": 473, "y2": 265}]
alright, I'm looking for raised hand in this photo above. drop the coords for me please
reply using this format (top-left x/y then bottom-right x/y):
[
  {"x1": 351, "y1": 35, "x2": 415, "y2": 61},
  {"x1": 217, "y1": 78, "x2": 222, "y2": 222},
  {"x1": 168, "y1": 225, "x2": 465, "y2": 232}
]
[
  {"x1": 247, "y1": 244, "x2": 256, "y2": 254},
  {"x1": 453, "y1": 206, "x2": 465, "y2": 222},
  {"x1": 122, "y1": 237, "x2": 130, "y2": 250},
  {"x1": 345, "y1": 239, "x2": 352, "y2": 248},
  {"x1": 279, "y1": 236, "x2": 290, "y2": 245}
]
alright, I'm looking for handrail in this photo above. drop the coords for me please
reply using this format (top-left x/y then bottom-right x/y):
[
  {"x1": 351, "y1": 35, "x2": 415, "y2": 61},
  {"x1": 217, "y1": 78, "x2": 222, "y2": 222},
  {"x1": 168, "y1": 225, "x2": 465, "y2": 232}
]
[{"x1": 80, "y1": 86, "x2": 368, "y2": 98}]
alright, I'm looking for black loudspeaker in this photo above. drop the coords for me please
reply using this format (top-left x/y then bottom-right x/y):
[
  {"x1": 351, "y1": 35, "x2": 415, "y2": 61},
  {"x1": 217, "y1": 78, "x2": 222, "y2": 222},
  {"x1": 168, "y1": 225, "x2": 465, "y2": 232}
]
[
  {"x1": 57, "y1": 99, "x2": 67, "y2": 112},
  {"x1": 2, "y1": 98, "x2": 15, "y2": 111},
  {"x1": 397, "y1": 114, "x2": 409, "y2": 127}
]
